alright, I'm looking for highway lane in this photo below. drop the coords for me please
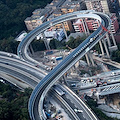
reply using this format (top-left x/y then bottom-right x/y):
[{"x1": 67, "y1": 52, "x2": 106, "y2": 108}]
[
  {"x1": 17, "y1": 10, "x2": 102, "y2": 70},
  {"x1": 56, "y1": 85, "x2": 86, "y2": 120},
  {"x1": 0, "y1": 55, "x2": 46, "y2": 78},
  {"x1": 0, "y1": 71, "x2": 30, "y2": 89},
  {"x1": 0, "y1": 63, "x2": 38, "y2": 88},
  {"x1": 49, "y1": 89, "x2": 81, "y2": 120},
  {"x1": 27, "y1": 11, "x2": 111, "y2": 120},
  {"x1": 0, "y1": 54, "x2": 83, "y2": 120},
  {"x1": 0, "y1": 9, "x2": 115, "y2": 120},
  {"x1": 0, "y1": 51, "x2": 20, "y2": 59},
  {"x1": 59, "y1": 84, "x2": 98, "y2": 120},
  {"x1": 0, "y1": 54, "x2": 46, "y2": 88}
]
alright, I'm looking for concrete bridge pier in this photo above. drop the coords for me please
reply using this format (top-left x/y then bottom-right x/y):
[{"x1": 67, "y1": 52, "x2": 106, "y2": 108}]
[
  {"x1": 99, "y1": 40, "x2": 104, "y2": 55},
  {"x1": 88, "y1": 52, "x2": 95, "y2": 66},
  {"x1": 85, "y1": 53, "x2": 90, "y2": 66},
  {"x1": 110, "y1": 31, "x2": 117, "y2": 47},
  {"x1": 82, "y1": 19, "x2": 87, "y2": 35},
  {"x1": 62, "y1": 22, "x2": 68, "y2": 42},
  {"x1": 103, "y1": 40, "x2": 110, "y2": 58},
  {"x1": 29, "y1": 44, "x2": 34, "y2": 55},
  {"x1": 106, "y1": 32, "x2": 111, "y2": 47},
  {"x1": 42, "y1": 33, "x2": 50, "y2": 50},
  {"x1": 83, "y1": 18, "x2": 90, "y2": 35}
]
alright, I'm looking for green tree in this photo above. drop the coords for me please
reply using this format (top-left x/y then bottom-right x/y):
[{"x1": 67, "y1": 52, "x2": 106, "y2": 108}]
[
  {"x1": 31, "y1": 40, "x2": 46, "y2": 52},
  {"x1": 49, "y1": 39, "x2": 57, "y2": 49},
  {"x1": 0, "y1": 0, "x2": 52, "y2": 53},
  {"x1": 66, "y1": 36, "x2": 75, "y2": 48}
]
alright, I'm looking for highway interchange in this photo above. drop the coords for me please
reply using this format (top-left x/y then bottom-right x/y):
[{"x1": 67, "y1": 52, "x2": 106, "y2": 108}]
[
  {"x1": 0, "y1": 51, "x2": 97, "y2": 120},
  {"x1": 25, "y1": 11, "x2": 111, "y2": 120},
  {"x1": 0, "y1": 10, "x2": 117, "y2": 120}
]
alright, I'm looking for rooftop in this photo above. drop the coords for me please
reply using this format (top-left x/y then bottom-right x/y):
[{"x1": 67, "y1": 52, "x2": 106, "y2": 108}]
[
  {"x1": 73, "y1": 19, "x2": 82, "y2": 24},
  {"x1": 62, "y1": 0, "x2": 81, "y2": 7}
]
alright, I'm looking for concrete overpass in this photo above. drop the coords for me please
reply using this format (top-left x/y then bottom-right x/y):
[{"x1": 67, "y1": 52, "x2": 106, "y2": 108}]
[{"x1": 19, "y1": 10, "x2": 111, "y2": 120}]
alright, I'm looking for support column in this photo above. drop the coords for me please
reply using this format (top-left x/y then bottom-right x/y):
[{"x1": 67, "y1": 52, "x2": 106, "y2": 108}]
[
  {"x1": 42, "y1": 33, "x2": 50, "y2": 50},
  {"x1": 110, "y1": 31, "x2": 117, "y2": 46},
  {"x1": 70, "y1": 66, "x2": 74, "y2": 74},
  {"x1": 88, "y1": 52, "x2": 95, "y2": 66},
  {"x1": 99, "y1": 40, "x2": 104, "y2": 55},
  {"x1": 63, "y1": 74, "x2": 69, "y2": 86},
  {"x1": 96, "y1": 91, "x2": 100, "y2": 101},
  {"x1": 85, "y1": 53, "x2": 90, "y2": 66},
  {"x1": 106, "y1": 33, "x2": 111, "y2": 47},
  {"x1": 81, "y1": 19, "x2": 87, "y2": 35},
  {"x1": 103, "y1": 40, "x2": 110, "y2": 58},
  {"x1": 44, "y1": 39, "x2": 50, "y2": 50},
  {"x1": 83, "y1": 18, "x2": 90, "y2": 35},
  {"x1": 29, "y1": 44, "x2": 34, "y2": 55},
  {"x1": 62, "y1": 22, "x2": 68, "y2": 42}
]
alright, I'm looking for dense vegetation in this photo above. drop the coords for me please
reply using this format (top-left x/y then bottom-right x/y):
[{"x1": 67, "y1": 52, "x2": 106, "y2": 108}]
[
  {"x1": 49, "y1": 35, "x2": 88, "y2": 50},
  {"x1": 66, "y1": 35, "x2": 88, "y2": 49},
  {"x1": 85, "y1": 96, "x2": 120, "y2": 120},
  {"x1": 111, "y1": 43, "x2": 120, "y2": 62},
  {"x1": 1, "y1": 81, "x2": 119, "y2": 120},
  {"x1": 31, "y1": 40, "x2": 46, "y2": 52},
  {"x1": 0, "y1": 0, "x2": 52, "y2": 53},
  {"x1": 0, "y1": 81, "x2": 32, "y2": 120},
  {"x1": 1, "y1": 1, "x2": 120, "y2": 120}
]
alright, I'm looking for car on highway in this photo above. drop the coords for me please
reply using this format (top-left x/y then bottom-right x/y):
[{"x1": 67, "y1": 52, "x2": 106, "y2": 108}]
[
  {"x1": 103, "y1": 82, "x2": 107, "y2": 86},
  {"x1": 70, "y1": 83, "x2": 76, "y2": 87},
  {"x1": 90, "y1": 79, "x2": 93, "y2": 82},
  {"x1": 5, "y1": 63, "x2": 9, "y2": 65},
  {"x1": 35, "y1": 64, "x2": 39, "y2": 68},
  {"x1": 7, "y1": 53, "x2": 13, "y2": 57},
  {"x1": 74, "y1": 108, "x2": 83, "y2": 113},
  {"x1": 90, "y1": 38, "x2": 94, "y2": 42}
]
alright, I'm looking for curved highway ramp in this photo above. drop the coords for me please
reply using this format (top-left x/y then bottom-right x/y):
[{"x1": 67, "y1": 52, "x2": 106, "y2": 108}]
[{"x1": 22, "y1": 11, "x2": 111, "y2": 120}]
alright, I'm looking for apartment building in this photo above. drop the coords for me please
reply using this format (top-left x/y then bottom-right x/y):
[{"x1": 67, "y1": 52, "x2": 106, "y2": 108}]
[
  {"x1": 110, "y1": 13, "x2": 119, "y2": 34},
  {"x1": 47, "y1": 9, "x2": 74, "y2": 32},
  {"x1": 84, "y1": 0, "x2": 116, "y2": 14},
  {"x1": 24, "y1": 8, "x2": 52, "y2": 30},
  {"x1": 47, "y1": 0, "x2": 84, "y2": 32},
  {"x1": 62, "y1": 0, "x2": 86, "y2": 10},
  {"x1": 87, "y1": 19, "x2": 99, "y2": 31},
  {"x1": 73, "y1": 18, "x2": 99, "y2": 32},
  {"x1": 84, "y1": 0, "x2": 119, "y2": 34},
  {"x1": 73, "y1": 13, "x2": 119, "y2": 34},
  {"x1": 49, "y1": 0, "x2": 66, "y2": 10},
  {"x1": 24, "y1": 0, "x2": 87, "y2": 31},
  {"x1": 36, "y1": 29, "x2": 65, "y2": 41},
  {"x1": 24, "y1": 0, "x2": 65, "y2": 31}
]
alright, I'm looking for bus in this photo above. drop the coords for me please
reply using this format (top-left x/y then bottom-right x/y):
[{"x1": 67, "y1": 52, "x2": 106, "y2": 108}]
[{"x1": 53, "y1": 85, "x2": 65, "y2": 96}]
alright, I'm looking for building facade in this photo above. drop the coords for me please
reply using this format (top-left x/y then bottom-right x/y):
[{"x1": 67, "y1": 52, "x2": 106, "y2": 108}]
[
  {"x1": 47, "y1": 0, "x2": 83, "y2": 32},
  {"x1": 24, "y1": 0, "x2": 65, "y2": 31},
  {"x1": 24, "y1": 7, "x2": 53, "y2": 30},
  {"x1": 84, "y1": 0, "x2": 114, "y2": 14},
  {"x1": 36, "y1": 29, "x2": 65, "y2": 41},
  {"x1": 24, "y1": 0, "x2": 86, "y2": 31},
  {"x1": 110, "y1": 13, "x2": 119, "y2": 34},
  {"x1": 73, "y1": 13, "x2": 119, "y2": 34},
  {"x1": 73, "y1": 18, "x2": 99, "y2": 32},
  {"x1": 84, "y1": 0, "x2": 119, "y2": 34}
]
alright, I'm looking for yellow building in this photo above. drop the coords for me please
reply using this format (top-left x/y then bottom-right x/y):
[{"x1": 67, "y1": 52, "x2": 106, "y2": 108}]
[{"x1": 48, "y1": 4, "x2": 80, "y2": 32}]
